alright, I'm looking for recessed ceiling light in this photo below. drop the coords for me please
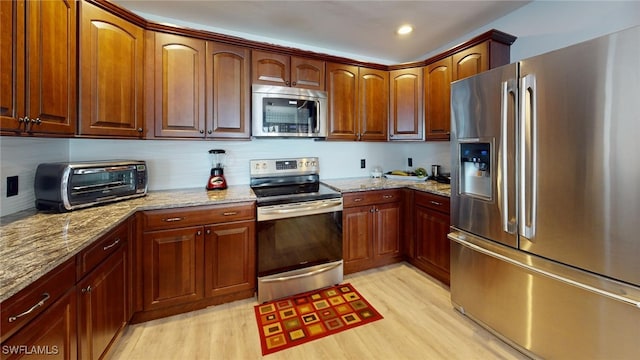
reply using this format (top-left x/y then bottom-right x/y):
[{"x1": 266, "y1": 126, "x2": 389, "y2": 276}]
[{"x1": 397, "y1": 25, "x2": 413, "y2": 35}]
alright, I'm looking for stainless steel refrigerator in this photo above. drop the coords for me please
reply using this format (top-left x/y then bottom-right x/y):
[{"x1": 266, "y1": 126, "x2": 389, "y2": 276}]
[{"x1": 449, "y1": 26, "x2": 640, "y2": 359}]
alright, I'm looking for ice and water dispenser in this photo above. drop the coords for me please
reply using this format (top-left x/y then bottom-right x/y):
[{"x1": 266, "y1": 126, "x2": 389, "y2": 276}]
[{"x1": 459, "y1": 142, "x2": 492, "y2": 199}]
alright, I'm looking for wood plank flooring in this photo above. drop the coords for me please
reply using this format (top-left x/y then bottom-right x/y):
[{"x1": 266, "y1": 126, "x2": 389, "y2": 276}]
[{"x1": 109, "y1": 262, "x2": 529, "y2": 359}]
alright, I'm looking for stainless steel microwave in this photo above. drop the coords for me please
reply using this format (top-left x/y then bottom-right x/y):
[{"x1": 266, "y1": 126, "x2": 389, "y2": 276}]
[
  {"x1": 252, "y1": 84, "x2": 328, "y2": 138},
  {"x1": 35, "y1": 160, "x2": 148, "y2": 212}
]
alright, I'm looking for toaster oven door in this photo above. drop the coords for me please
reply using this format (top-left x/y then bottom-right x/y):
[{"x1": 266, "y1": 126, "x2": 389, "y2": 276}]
[{"x1": 67, "y1": 165, "x2": 140, "y2": 206}]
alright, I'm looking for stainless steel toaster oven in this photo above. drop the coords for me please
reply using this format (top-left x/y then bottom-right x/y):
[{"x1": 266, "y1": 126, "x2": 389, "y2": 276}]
[{"x1": 35, "y1": 160, "x2": 148, "y2": 212}]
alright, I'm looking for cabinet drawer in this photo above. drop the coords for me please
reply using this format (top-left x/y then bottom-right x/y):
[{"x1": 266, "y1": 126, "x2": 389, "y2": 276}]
[
  {"x1": 77, "y1": 221, "x2": 129, "y2": 277},
  {"x1": 143, "y1": 202, "x2": 255, "y2": 230},
  {"x1": 343, "y1": 189, "x2": 401, "y2": 207},
  {"x1": 1, "y1": 257, "x2": 76, "y2": 343},
  {"x1": 415, "y1": 191, "x2": 450, "y2": 213}
]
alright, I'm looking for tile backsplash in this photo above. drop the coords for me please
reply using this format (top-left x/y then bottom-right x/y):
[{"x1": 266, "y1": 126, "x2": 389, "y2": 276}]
[{"x1": 1, "y1": 136, "x2": 451, "y2": 216}]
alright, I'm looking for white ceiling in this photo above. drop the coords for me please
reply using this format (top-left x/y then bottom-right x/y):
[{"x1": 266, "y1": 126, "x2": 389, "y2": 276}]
[{"x1": 113, "y1": 0, "x2": 530, "y2": 65}]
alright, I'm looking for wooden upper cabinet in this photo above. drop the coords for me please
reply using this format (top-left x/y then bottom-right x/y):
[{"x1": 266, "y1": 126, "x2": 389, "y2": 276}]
[
  {"x1": 79, "y1": 1, "x2": 144, "y2": 137},
  {"x1": 290, "y1": 56, "x2": 325, "y2": 90},
  {"x1": 424, "y1": 58, "x2": 452, "y2": 141},
  {"x1": 147, "y1": 32, "x2": 206, "y2": 138},
  {"x1": 358, "y1": 68, "x2": 388, "y2": 141},
  {"x1": 326, "y1": 62, "x2": 359, "y2": 140},
  {"x1": 452, "y1": 42, "x2": 489, "y2": 81},
  {"x1": 252, "y1": 50, "x2": 324, "y2": 90},
  {"x1": 389, "y1": 68, "x2": 423, "y2": 141},
  {"x1": 206, "y1": 42, "x2": 251, "y2": 139},
  {"x1": 1, "y1": 0, "x2": 76, "y2": 135}
]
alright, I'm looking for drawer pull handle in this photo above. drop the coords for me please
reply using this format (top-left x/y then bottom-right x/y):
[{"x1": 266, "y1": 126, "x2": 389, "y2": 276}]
[
  {"x1": 162, "y1": 217, "x2": 184, "y2": 222},
  {"x1": 430, "y1": 201, "x2": 443, "y2": 206},
  {"x1": 103, "y1": 238, "x2": 120, "y2": 251},
  {"x1": 8, "y1": 293, "x2": 50, "y2": 323},
  {"x1": 383, "y1": 194, "x2": 393, "y2": 199},
  {"x1": 353, "y1": 198, "x2": 363, "y2": 202},
  {"x1": 222, "y1": 211, "x2": 237, "y2": 216}
]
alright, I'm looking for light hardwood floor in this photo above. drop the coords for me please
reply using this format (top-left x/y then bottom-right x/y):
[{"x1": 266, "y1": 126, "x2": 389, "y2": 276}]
[{"x1": 110, "y1": 263, "x2": 529, "y2": 359}]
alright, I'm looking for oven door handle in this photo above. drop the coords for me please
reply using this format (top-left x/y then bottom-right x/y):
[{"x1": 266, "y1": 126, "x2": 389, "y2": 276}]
[
  {"x1": 260, "y1": 261, "x2": 343, "y2": 283},
  {"x1": 257, "y1": 199, "x2": 343, "y2": 221}
]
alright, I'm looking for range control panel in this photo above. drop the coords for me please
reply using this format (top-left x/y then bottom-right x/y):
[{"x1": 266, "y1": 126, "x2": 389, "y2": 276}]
[{"x1": 250, "y1": 157, "x2": 319, "y2": 177}]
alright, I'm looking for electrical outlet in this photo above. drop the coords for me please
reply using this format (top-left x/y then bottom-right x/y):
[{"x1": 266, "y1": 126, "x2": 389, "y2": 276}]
[
  {"x1": 360, "y1": 159, "x2": 366, "y2": 169},
  {"x1": 408, "y1": 158, "x2": 413, "y2": 167},
  {"x1": 7, "y1": 176, "x2": 18, "y2": 197}
]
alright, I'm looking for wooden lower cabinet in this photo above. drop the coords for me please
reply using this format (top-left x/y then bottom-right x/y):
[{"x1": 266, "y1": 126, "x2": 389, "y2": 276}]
[
  {"x1": 135, "y1": 202, "x2": 256, "y2": 322},
  {"x1": 204, "y1": 221, "x2": 256, "y2": 298},
  {"x1": 142, "y1": 226, "x2": 205, "y2": 311},
  {"x1": 77, "y1": 246, "x2": 128, "y2": 360},
  {"x1": 412, "y1": 191, "x2": 451, "y2": 285},
  {"x1": 343, "y1": 190, "x2": 402, "y2": 274},
  {"x1": 0, "y1": 289, "x2": 77, "y2": 360}
]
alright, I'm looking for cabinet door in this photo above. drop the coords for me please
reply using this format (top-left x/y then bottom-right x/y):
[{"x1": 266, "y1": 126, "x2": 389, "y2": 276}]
[
  {"x1": 150, "y1": 32, "x2": 206, "y2": 138},
  {"x1": 359, "y1": 67, "x2": 388, "y2": 141},
  {"x1": 415, "y1": 205, "x2": 451, "y2": 285},
  {"x1": 206, "y1": 42, "x2": 251, "y2": 139},
  {"x1": 204, "y1": 220, "x2": 255, "y2": 297},
  {"x1": 79, "y1": 2, "x2": 143, "y2": 137},
  {"x1": 1, "y1": 289, "x2": 77, "y2": 360},
  {"x1": 2, "y1": 0, "x2": 77, "y2": 135},
  {"x1": 389, "y1": 68, "x2": 423, "y2": 140},
  {"x1": 374, "y1": 202, "x2": 401, "y2": 260},
  {"x1": 291, "y1": 56, "x2": 325, "y2": 90},
  {"x1": 343, "y1": 205, "x2": 373, "y2": 274},
  {"x1": 452, "y1": 42, "x2": 489, "y2": 81},
  {"x1": 424, "y1": 58, "x2": 452, "y2": 141},
  {"x1": 0, "y1": 0, "x2": 23, "y2": 132},
  {"x1": 252, "y1": 50, "x2": 290, "y2": 86},
  {"x1": 143, "y1": 227, "x2": 204, "y2": 310},
  {"x1": 326, "y1": 63, "x2": 359, "y2": 140},
  {"x1": 77, "y1": 246, "x2": 127, "y2": 360}
]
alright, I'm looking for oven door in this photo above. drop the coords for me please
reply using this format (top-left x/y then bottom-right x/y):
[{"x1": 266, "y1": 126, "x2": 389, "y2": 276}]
[{"x1": 256, "y1": 198, "x2": 343, "y2": 302}]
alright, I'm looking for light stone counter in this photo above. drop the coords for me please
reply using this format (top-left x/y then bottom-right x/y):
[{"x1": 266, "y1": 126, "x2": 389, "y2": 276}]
[
  {"x1": 0, "y1": 185, "x2": 255, "y2": 303},
  {"x1": 322, "y1": 177, "x2": 451, "y2": 197}
]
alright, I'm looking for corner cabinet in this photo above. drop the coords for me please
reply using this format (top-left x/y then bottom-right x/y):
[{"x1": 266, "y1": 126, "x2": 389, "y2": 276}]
[
  {"x1": 326, "y1": 63, "x2": 388, "y2": 141},
  {"x1": 252, "y1": 50, "x2": 325, "y2": 90},
  {"x1": 424, "y1": 31, "x2": 516, "y2": 141},
  {"x1": 136, "y1": 202, "x2": 255, "y2": 322},
  {"x1": 1, "y1": 0, "x2": 77, "y2": 136},
  {"x1": 389, "y1": 68, "x2": 423, "y2": 141},
  {"x1": 343, "y1": 189, "x2": 402, "y2": 274},
  {"x1": 412, "y1": 191, "x2": 451, "y2": 285},
  {"x1": 79, "y1": 1, "x2": 144, "y2": 137},
  {"x1": 146, "y1": 33, "x2": 251, "y2": 139}
]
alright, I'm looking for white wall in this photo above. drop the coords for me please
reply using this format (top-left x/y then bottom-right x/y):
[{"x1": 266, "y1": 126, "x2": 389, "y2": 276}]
[
  {"x1": 68, "y1": 138, "x2": 450, "y2": 190},
  {"x1": 0, "y1": 137, "x2": 69, "y2": 216},
  {"x1": 3, "y1": 0, "x2": 639, "y2": 216}
]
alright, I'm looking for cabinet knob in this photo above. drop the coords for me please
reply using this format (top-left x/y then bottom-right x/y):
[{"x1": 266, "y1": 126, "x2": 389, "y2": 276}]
[
  {"x1": 369, "y1": 208, "x2": 375, "y2": 213},
  {"x1": 291, "y1": 81, "x2": 296, "y2": 86},
  {"x1": 207, "y1": 129, "x2": 212, "y2": 134},
  {"x1": 199, "y1": 129, "x2": 205, "y2": 134},
  {"x1": 32, "y1": 118, "x2": 42, "y2": 125},
  {"x1": 137, "y1": 128, "x2": 143, "y2": 133},
  {"x1": 206, "y1": 229, "x2": 211, "y2": 235},
  {"x1": 18, "y1": 116, "x2": 29, "y2": 123},
  {"x1": 197, "y1": 230, "x2": 202, "y2": 236},
  {"x1": 389, "y1": 134, "x2": 394, "y2": 138},
  {"x1": 82, "y1": 286, "x2": 92, "y2": 294},
  {"x1": 285, "y1": 81, "x2": 290, "y2": 86}
]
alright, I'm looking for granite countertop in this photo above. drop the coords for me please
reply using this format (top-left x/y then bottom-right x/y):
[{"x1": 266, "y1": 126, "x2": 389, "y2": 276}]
[
  {"x1": 323, "y1": 177, "x2": 451, "y2": 197},
  {"x1": 0, "y1": 179, "x2": 449, "y2": 303},
  {"x1": 0, "y1": 185, "x2": 256, "y2": 303}
]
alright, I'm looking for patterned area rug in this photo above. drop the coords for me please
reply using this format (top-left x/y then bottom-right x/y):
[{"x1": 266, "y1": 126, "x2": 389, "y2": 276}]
[{"x1": 254, "y1": 283, "x2": 384, "y2": 355}]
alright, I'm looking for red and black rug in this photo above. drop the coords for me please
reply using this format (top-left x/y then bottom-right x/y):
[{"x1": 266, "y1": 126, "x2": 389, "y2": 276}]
[{"x1": 254, "y1": 283, "x2": 384, "y2": 355}]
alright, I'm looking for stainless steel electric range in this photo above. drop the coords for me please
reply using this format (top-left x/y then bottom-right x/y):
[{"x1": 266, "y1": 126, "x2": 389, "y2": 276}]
[{"x1": 250, "y1": 157, "x2": 343, "y2": 303}]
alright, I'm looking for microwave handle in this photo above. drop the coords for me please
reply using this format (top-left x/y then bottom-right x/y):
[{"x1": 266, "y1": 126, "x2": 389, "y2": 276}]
[{"x1": 314, "y1": 101, "x2": 320, "y2": 133}]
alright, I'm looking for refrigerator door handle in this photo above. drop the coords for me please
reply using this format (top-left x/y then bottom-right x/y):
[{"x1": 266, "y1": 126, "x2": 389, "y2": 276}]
[
  {"x1": 501, "y1": 79, "x2": 517, "y2": 234},
  {"x1": 520, "y1": 74, "x2": 537, "y2": 239}
]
